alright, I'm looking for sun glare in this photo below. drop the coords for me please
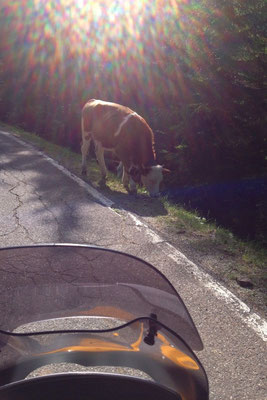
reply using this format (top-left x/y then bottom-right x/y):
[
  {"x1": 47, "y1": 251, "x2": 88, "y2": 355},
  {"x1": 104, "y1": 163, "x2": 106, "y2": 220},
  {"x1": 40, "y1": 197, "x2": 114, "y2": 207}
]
[{"x1": 2, "y1": 0, "x2": 210, "y2": 104}]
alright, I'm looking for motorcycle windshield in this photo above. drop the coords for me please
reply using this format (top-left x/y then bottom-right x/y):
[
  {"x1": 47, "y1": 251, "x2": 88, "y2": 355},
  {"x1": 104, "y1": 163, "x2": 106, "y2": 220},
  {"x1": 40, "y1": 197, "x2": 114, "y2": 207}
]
[{"x1": 0, "y1": 244, "x2": 203, "y2": 351}]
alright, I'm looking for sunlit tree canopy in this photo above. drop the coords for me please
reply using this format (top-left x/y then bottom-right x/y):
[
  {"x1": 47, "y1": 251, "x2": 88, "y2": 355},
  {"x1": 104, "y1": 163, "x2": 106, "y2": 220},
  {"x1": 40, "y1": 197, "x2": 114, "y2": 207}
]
[
  {"x1": 0, "y1": 0, "x2": 265, "y2": 186},
  {"x1": 2, "y1": 0, "x2": 246, "y2": 104}
]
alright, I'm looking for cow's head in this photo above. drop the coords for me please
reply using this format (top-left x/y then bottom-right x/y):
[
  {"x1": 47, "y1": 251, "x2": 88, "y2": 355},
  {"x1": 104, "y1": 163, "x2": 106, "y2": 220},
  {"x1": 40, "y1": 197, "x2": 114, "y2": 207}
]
[{"x1": 140, "y1": 165, "x2": 164, "y2": 197}]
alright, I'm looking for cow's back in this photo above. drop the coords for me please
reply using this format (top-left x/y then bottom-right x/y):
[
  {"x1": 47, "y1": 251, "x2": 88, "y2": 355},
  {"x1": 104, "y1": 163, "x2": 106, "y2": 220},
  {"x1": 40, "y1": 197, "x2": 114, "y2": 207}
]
[{"x1": 82, "y1": 99, "x2": 133, "y2": 149}]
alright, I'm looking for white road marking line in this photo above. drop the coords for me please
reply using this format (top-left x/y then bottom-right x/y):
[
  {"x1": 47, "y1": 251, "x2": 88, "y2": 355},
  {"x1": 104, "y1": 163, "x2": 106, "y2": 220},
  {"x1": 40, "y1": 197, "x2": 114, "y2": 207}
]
[
  {"x1": 128, "y1": 213, "x2": 267, "y2": 342},
  {"x1": 2, "y1": 130, "x2": 266, "y2": 342}
]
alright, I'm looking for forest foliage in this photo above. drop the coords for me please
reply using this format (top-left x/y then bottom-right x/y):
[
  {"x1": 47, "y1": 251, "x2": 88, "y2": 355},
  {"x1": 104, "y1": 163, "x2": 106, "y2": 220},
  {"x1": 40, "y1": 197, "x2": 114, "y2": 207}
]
[
  {"x1": 0, "y1": 0, "x2": 266, "y2": 240},
  {"x1": 0, "y1": 0, "x2": 265, "y2": 183}
]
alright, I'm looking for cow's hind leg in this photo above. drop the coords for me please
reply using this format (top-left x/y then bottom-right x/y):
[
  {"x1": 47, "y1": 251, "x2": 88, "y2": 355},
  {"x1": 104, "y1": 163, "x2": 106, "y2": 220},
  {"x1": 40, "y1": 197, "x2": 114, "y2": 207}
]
[
  {"x1": 95, "y1": 141, "x2": 108, "y2": 180},
  {"x1": 81, "y1": 135, "x2": 91, "y2": 175}
]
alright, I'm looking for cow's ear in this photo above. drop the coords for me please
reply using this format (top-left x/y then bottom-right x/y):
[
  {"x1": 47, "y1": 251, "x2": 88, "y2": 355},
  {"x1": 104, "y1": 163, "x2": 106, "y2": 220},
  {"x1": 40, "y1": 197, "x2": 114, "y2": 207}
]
[
  {"x1": 129, "y1": 165, "x2": 139, "y2": 175},
  {"x1": 162, "y1": 167, "x2": 171, "y2": 174},
  {"x1": 129, "y1": 165, "x2": 142, "y2": 182},
  {"x1": 140, "y1": 166, "x2": 150, "y2": 176}
]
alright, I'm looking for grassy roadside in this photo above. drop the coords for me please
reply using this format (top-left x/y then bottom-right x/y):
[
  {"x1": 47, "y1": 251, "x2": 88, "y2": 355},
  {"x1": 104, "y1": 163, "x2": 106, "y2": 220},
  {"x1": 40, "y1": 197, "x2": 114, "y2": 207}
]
[
  {"x1": 2, "y1": 123, "x2": 266, "y2": 312},
  {"x1": 158, "y1": 200, "x2": 266, "y2": 285}
]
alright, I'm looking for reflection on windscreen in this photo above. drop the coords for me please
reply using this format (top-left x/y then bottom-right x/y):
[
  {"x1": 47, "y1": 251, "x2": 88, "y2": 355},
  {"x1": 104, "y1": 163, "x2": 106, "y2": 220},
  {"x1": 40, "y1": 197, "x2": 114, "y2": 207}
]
[{"x1": 0, "y1": 245, "x2": 203, "y2": 350}]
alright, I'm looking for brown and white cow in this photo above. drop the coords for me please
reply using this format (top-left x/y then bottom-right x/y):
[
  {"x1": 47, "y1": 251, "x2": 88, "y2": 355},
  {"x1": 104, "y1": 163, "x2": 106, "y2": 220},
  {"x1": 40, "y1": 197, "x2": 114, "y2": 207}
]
[{"x1": 81, "y1": 99, "x2": 165, "y2": 196}]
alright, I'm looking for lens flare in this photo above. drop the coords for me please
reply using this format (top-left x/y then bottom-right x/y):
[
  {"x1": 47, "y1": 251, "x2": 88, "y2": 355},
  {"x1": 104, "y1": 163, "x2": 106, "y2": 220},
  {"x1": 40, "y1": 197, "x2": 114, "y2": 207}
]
[{"x1": 0, "y1": 0, "x2": 220, "y2": 107}]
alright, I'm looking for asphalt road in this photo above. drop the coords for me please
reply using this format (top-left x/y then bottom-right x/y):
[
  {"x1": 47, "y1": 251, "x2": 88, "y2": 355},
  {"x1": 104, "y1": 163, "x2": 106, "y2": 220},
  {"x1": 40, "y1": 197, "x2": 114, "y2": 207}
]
[{"x1": 0, "y1": 130, "x2": 266, "y2": 399}]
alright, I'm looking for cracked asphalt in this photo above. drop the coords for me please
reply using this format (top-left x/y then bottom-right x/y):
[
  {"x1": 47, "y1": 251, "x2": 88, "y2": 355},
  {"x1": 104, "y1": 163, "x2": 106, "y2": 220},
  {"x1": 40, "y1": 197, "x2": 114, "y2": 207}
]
[{"x1": 0, "y1": 130, "x2": 266, "y2": 399}]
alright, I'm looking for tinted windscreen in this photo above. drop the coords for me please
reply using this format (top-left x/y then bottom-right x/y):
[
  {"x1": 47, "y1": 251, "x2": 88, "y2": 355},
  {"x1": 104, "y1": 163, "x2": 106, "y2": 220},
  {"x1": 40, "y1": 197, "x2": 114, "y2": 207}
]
[{"x1": 0, "y1": 245, "x2": 203, "y2": 350}]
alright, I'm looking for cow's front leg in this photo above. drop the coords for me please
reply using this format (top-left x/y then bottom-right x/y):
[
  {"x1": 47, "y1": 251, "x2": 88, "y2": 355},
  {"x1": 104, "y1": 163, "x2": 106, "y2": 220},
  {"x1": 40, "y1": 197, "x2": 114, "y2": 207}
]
[
  {"x1": 95, "y1": 141, "x2": 107, "y2": 180},
  {"x1": 81, "y1": 136, "x2": 91, "y2": 175},
  {"x1": 122, "y1": 167, "x2": 137, "y2": 194}
]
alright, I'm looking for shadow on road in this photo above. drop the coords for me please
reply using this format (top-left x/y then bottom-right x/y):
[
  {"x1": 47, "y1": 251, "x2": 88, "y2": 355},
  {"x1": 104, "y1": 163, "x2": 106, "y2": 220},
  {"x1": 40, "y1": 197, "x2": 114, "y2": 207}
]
[
  {"x1": 0, "y1": 133, "x2": 102, "y2": 242},
  {"x1": 0, "y1": 132, "x2": 168, "y2": 244},
  {"x1": 88, "y1": 178, "x2": 168, "y2": 218}
]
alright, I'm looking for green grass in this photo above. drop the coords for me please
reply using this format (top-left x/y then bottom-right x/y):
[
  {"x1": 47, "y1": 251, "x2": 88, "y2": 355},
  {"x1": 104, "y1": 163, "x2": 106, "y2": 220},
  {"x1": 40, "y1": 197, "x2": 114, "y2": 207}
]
[
  {"x1": 2, "y1": 123, "x2": 266, "y2": 305},
  {"x1": 161, "y1": 198, "x2": 213, "y2": 233},
  {"x1": 159, "y1": 194, "x2": 266, "y2": 295}
]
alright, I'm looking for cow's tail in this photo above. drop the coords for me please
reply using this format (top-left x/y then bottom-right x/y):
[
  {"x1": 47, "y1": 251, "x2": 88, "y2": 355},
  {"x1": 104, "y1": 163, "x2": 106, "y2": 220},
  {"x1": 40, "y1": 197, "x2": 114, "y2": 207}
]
[
  {"x1": 81, "y1": 112, "x2": 91, "y2": 143},
  {"x1": 81, "y1": 112, "x2": 85, "y2": 137},
  {"x1": 81, "y1": 105, "x2": 93, "y2": 142},
  {"x1": 80, "y1": 115, "x2": 85, "y2": 147}
]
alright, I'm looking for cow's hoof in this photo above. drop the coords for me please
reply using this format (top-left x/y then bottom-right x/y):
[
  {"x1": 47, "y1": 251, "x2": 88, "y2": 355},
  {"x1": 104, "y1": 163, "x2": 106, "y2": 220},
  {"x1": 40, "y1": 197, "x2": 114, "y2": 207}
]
[
  {"x1": 99, "y1": 179, "x2": 107, "y2": 188},
  {"x1": 150, "y1": 192, "x2": 160, "y2": 198},
  {"x1": 82, "y1": 169, "x2": 87, "y2": 176},
  {"x1": 128, "y1": 189, "x2": 137, "y2": 195}
]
